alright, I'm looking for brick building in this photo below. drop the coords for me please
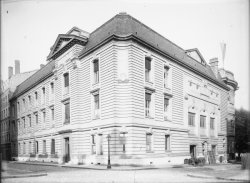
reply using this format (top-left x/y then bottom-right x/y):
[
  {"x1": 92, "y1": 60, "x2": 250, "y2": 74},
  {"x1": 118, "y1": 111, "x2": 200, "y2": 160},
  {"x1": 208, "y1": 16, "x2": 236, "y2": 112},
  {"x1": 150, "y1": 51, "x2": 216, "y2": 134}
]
[{"x1": 1, "y1": 60, "x2": 37, "y2": 160}]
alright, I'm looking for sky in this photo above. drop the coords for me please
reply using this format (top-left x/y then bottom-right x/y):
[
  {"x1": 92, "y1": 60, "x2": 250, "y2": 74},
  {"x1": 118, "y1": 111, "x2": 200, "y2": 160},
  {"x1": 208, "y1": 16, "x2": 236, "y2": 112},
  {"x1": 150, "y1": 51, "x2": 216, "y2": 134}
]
[{"x1": 1, "y1": 0, "x2": 249, "y2": 110}]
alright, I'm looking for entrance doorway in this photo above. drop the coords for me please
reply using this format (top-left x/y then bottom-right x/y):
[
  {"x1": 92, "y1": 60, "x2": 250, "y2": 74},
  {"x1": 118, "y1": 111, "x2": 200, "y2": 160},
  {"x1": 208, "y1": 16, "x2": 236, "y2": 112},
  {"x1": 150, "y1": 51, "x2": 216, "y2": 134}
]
[
  {"x1": 190, "y1": 145, "x2": 196, "y2": 158},
  {"x1": 64, "y1": 137, "x2": 70, "y2": 163}
]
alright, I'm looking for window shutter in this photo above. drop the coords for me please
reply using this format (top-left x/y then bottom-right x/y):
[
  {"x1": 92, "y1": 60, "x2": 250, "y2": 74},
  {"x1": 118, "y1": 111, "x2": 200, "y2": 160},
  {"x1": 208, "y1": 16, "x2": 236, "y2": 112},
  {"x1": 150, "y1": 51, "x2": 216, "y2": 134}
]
[
  {"x1": 145, "y1": 93, "x2": 151, "y2": 101},
  {"x1": 93, "y1": 60, "x2": 99, "y2": 72},
  {"x1": 145, "y1": 57, "x2": 151, "y2": 70},
  {"x1": 164, "y1": 98, "x2": 169, "y2": 105}
]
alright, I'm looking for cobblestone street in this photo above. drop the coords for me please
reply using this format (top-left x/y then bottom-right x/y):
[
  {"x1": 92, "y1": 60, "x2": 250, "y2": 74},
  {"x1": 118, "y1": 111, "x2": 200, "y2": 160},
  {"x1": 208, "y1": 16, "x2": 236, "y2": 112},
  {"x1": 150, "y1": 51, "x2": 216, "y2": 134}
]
[{"x1": 2, "y1": 161, "x2": 249, "y2": 183}]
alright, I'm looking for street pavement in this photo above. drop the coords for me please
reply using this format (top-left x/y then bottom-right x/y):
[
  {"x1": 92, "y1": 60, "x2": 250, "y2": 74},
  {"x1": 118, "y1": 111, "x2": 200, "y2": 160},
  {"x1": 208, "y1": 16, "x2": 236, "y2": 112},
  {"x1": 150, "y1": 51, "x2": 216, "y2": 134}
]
[{"x1": 2, "y1": 161, "x2": 250, "y2": 183}]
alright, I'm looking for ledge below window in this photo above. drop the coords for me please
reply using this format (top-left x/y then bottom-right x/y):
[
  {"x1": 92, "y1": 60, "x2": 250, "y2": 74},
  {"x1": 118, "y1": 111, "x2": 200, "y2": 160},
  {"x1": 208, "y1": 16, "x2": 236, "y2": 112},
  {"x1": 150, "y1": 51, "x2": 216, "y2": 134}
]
[{"x1": 63, "y1": 119, "x2": 70, "y2": 125}]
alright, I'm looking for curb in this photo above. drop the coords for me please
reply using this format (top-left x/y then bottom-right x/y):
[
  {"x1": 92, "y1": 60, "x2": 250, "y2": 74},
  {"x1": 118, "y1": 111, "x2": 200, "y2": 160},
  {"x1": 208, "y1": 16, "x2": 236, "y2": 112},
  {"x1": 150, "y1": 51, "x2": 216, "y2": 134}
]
[
  {"x1": 2, "y1": 173, "x2": 47, "y2": 179},
  {"x1": 187, "y1": 173, "x2": 249, "y2": 182},
  {"x1": 12, "y1": 161, "x2": 158, "y2": 171}
]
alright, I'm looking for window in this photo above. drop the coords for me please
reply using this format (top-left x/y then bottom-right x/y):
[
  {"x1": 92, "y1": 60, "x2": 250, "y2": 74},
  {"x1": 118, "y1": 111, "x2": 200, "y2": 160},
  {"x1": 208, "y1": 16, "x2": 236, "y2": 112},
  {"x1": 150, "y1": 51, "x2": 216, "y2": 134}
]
[
  {"x1": 64, "y1": 102, "x2": 70, "y2": 124},
  {"x1": 188, "y1": 112, "x2": 195, "y2": 126},
  {"x1": 43, "y1": 140, "x2": 46, "y2": 154},
  {"x1": 51, "y1": 108, "x2": 54, "y2": 121},
  {"x1": 164, "y1": 97, "x2": 169, "y2": 120},
  {"x1": 51, "y1": 139, "x2": 55, "y2": 154},
  {"x1": 23, "y1": 98, "x2": 26, "y2": 111},
  {"x1": 120, "y1": 133, "x2": 127, "y2": 153},
  {"x1": 98, "y1": 135, "x2": 103, "y2": 155},
  {"x1": 164, "y1": 66, "x2": 169, "y2": 88},
  {"x1": 23, "y1": 142, "x2": 26, "y2": 154},
  {"x1": 35, "y1": 141, "x2": 39, "y2": 154},
  {"x1": 200, "y1": 115, "x2": 206, "y2": 128},
  {"x1": 23, "y1": 117, "x2": 25, "y2": 128},
  {"x1": 28, "y1": 95, "x2": 31, "y2": 107},
  {"x1": 35, "y1": 113, "x2": 38, "y2": 124},
  {"x1": 93, "y1": 94, "x2": 100, "y2": 119},
  {"x1": 210, "y1": 118, "x2": 215, "y2": 129},
  {"x1": 146, "y1": 133, "x2": 153, "y2": 152},
  {"x1": 42, "y1": 87, "x2": 45, "y2": 104},
  {"x1": 91, "y1": 135, "x2": 96, "y2": 154},
  {"x1": 50, "y1": 82, "x2": 54, "y2": 95},
  {"x1": 29, "y1": 115, "x2": 31, "y2": 127},
  {"x1": 231, "y1": 120, "x2": 234, "y2": 128},
  {"x1": 11, "y1": 105, "x2": 15, "y2": 117},
  {"x1": 93, "y1": 59, "x2": 99, "y2": 84},
  {"x1": 145, "y1": 93, "x2": 151, "y2": 117},
  {"x1": 165, "y1": 135, "x2": 170, "y2": 151},
  {"x1": 190, "y1": 145, "x2": 196, "y2": 158},
  {"x1": 18, "y1": 143, "x2": 20, "y2": 154},
  {"x1": 145, "y1": 57, "x2": 151, "y2": 82},
  {"x1": 43, "y1": 111, "x2": 46, "y2": 124},
  {"x1": 64, "y1": 73, "x2": 69, "y2": 94},
  {"x1": 29, "y1": 142, "x2": 32, "y2": 153},
  {"x1": 35, "y1": 92, "x2": 38, "y2": 105},
  {"x1": 212, "y1": 145, "x2": 216, "y2": 154}
]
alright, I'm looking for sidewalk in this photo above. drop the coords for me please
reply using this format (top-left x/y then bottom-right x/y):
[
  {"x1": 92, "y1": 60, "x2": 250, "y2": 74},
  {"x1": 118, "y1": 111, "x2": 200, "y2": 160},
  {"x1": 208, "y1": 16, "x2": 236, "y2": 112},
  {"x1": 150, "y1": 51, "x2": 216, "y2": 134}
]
[
  {"x1": 186, "y1": 164, "x2": 250, "y2": 182},
  {"x1": 9, "y1": 160, "x2": 159, "y2": 171}
]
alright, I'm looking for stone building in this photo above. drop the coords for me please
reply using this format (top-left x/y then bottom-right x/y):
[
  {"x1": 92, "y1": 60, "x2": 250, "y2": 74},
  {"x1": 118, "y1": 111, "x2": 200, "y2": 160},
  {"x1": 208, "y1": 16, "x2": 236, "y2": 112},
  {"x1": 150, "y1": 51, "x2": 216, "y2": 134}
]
[
  {"x1": 219, "y1": 68, "x2": 238, "y2": 160},
  {"x1": 1, "y1": 60, "x2": 37, "y2": 160},
  {"x1": 10, "y1": 13, "x2": 237, "y2": 165}
]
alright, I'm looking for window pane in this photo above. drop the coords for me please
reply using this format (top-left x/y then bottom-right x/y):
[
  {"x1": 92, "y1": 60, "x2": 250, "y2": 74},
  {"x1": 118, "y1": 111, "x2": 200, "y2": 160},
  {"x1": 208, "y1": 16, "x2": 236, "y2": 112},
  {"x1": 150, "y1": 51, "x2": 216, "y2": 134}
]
[
  {"x1": 165, "y1": 135, "x2": 170, "y2": 151},
  {"x1": 200, "y1": 115, "x2": 206, "y2": 128},
  {"x1": 145, "y1": 93, "x2": 151, "y2": 101},
  {"x1": 188, "y1": 112, "x2": 195, "y2": 126},
  {"x1": 64, "y1": 73, "x2": 69, "y2": 87},
  {"x1": 145, "y1": 57, "x2": 151, "y2": 70},
  {"x1": 65, "y1": 103, "x2": 70, "y2": 120},
  {"x1": 93, "y1": 60, "x2": 99, "y2": 72}
]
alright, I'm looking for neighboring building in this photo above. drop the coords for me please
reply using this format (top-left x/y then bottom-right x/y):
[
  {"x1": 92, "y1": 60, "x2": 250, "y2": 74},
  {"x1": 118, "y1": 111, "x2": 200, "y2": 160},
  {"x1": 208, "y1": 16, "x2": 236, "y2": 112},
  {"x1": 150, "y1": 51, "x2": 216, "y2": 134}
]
[
  {"x1": 0, "y1": 60, "x2": 37, "y2": 160},
  {"x1": 10, "y1": 13, "x2": 236, "y2": 165},
  {"x1": 235, "y1": 109, "x2": 249, "y2": 157},
  {"x1": 218, "y1": 68, "x2": 238, "y2": 160}
]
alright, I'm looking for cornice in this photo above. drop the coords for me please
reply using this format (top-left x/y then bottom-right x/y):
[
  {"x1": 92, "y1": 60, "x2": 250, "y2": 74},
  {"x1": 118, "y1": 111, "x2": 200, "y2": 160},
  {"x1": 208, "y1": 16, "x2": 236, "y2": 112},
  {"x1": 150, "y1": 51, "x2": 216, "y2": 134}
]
[{"x1": 79, "y1": 34, "x2": 230, "y2": 91}]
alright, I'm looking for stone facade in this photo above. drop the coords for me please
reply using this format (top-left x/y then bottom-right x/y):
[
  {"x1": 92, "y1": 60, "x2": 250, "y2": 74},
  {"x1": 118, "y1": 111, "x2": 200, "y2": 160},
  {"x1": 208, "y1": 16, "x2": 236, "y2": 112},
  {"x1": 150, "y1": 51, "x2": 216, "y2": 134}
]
[{"x1": 9, "y1": 13, "x2": 237, "y2": 165}]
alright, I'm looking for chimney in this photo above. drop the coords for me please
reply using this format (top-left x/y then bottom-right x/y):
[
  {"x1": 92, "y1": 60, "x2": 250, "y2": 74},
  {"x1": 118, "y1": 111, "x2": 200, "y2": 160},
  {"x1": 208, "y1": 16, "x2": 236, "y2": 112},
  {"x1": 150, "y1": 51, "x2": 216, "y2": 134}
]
[
  {"x1": 40, "y1": 64, "x2": 45, "y2": 69},
  {"x1": 209, "y1": 58, "x2": 219, "y2": 78},
  {"x1": 15, "y1": 60, "x2": 20, "y2": 74},
  {"x1": 8, "y1": 66, "x2": 13, "y2": 78}
]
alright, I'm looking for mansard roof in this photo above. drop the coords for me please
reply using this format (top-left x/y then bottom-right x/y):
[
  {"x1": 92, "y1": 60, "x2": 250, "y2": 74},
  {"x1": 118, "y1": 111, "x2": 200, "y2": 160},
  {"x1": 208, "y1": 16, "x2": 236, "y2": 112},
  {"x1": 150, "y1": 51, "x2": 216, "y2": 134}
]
[
  {"x1": 79, "y1": 12, "x2": 229, "y2": 90},
  {"x1": 11, "y1": 13, "x2": 229, "y2": 100},
  {"x1": 11, "y1": 60, "x2": 55, "y2": 100}
]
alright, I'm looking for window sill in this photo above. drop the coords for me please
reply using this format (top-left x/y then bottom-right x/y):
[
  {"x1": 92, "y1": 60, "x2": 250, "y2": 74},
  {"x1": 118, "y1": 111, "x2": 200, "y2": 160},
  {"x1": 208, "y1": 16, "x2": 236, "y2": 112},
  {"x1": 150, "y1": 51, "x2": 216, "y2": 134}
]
[
  {"x1": 164, "y1": 117, "x2": 172, "y2": 122},
  {"x1": 64, "y1": 120, "x2": 70, "y2": 125},
  {"x1": 165, "y1": 150, "x2": 171, "y2": 153},
  {"x1": 145, "y1": 116, "x2": 154, "y2": 119}
]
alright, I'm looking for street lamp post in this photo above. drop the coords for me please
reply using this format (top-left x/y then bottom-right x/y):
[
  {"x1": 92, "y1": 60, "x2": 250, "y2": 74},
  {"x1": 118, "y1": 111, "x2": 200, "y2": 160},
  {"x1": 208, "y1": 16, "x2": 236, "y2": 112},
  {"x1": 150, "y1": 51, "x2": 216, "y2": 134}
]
[{"x1": 107, "y1": 134, "x2": 111, "y2": 169}]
